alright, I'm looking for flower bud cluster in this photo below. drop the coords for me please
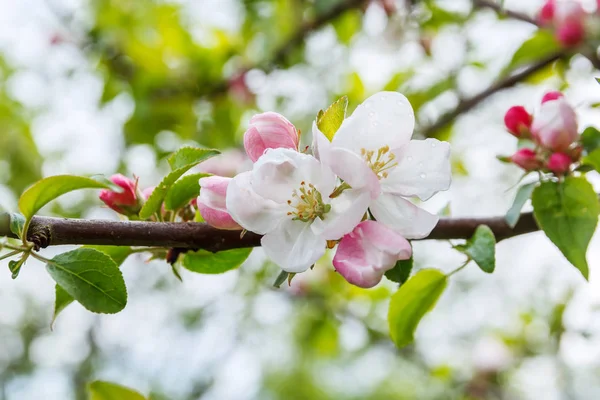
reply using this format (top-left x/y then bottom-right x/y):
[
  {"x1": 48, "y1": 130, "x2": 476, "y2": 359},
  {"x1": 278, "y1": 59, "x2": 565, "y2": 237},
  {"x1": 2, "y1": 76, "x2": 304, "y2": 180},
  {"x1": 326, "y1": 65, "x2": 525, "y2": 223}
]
[
  {"x1": 538, "y1": 0, "x2": 595, "y2": 48},
  {"x1": 504, "y1": 91, "x2": 581, "y2": 176}
]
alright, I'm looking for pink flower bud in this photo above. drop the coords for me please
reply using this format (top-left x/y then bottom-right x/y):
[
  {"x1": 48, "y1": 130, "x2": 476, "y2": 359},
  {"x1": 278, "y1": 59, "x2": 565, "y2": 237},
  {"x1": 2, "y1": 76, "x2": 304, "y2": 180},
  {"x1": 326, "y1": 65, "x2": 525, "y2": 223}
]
[
  {"x1": 538, "y1": 0, "x2": 555, "y2": 25},
  {"x1": 99, "y1": 174, "x2": 139, "y2": 214},
  {"x1": 547, "y1": 152, "x2": 572, "y2": 175},
  {"x1": 504, "y1": 106, "x2": 532, "y2": 137},
  {"x1": 333, "y1": 221, "x2": 412, "y2": 289},
  {"x1": 198, "y1": 176, "x2": 242, "y2": 230},
  {"x1": 557, "y1": 21, "x2": 585, "y2": 47},
  {"x1": 541, "y1": 91, "x2": 564, "y2": 103},
  {"x1": 511, "y1": 148, "x2": 542, "y2": 171},
  {"x1": 531, "y1": 98, "x2": 578, "y2": 152},
  {"x1": 243, "y1": 112, "x2": 299, "y2": 162},
  {"x1": 197, "y1": 149, "x2": 250, "y2": 178}
]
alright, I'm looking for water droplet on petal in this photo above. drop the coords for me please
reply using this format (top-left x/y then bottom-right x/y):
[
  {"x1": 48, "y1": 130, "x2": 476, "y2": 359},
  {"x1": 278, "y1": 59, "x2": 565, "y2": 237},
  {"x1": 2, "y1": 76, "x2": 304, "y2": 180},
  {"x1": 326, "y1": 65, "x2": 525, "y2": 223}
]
[
  {"x1": 372, "y1": 121, "x2": 378, "y2": 127},
  {"x1": 431, "y1": 142, "x2": 436, "y2": 148},
  {"x1": 365, "y1": 102, "x2": 371, "y2": 108},
  {"x1": 369, "y1": 111, "x2": 375, "y2": 118},
  {"x1": 397, "y1": 101, "x2": 403, "y2": 106},
  {"x1": 418, "y1": 162, "x2": 423, "y2": 168},
  {"x1": 420, "y1": 173, "x2": 427, "y2": 179},
  {"x1": 381, "y1": 96, "x2": 387, "y2": 101},
  {"x1": 407, "y1": 156, "x2": 413, "y2": 161}
]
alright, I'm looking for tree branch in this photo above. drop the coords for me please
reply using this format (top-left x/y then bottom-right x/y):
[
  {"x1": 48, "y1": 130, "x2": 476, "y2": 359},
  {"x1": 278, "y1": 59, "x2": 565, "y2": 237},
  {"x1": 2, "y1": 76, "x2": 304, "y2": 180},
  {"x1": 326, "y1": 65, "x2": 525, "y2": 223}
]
[
  {"x1": 0, "y1": 213, "x2": 539, "y2": 252},
  {"x1": 473, "y1": 0, "x2": 540, "y2": 26},
  {"x1": 421, "y1": 50, "x2": 564, "y2": 137}
]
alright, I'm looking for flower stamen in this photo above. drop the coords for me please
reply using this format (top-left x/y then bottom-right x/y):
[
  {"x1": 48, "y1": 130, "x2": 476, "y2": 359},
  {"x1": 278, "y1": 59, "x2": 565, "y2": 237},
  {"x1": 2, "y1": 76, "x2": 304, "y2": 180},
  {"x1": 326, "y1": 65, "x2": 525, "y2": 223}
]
[
  {"x1": 287, "y1": 181, "x2": 331, "y2": 222},
  {"x1": 361, "y1": 146, "x2": 398, "y2": 179}
]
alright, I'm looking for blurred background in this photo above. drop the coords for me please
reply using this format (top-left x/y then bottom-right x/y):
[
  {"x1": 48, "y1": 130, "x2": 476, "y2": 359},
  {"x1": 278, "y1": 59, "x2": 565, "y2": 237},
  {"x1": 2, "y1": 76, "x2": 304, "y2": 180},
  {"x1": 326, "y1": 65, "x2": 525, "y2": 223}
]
[{"x1": 2, "y1": 0, "x2": 600, "y2": 398}]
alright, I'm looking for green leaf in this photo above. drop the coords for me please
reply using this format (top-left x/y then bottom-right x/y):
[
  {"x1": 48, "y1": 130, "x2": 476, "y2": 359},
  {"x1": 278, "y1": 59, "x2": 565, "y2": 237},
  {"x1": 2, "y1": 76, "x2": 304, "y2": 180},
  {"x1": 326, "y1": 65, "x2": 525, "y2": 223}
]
[
  {"x1": 52, "y1": 245, "x2": 133, "y2": 325},
  {"x1": 182, "y1": 248, "x2": 252, "y2": 274},
  {"x1": 580, "y1": 127, "x2": 600, "y2": 154},
  {"x1": 88, "y1": 381, "x2": 146, "y2": 400},
  {"x1": 167, "y1": 147, "x2": 220, "y2": 171},
  {"x1": 385, "y1": 257, "x2": 413, "y2": 285},
  {"x1": 46, "y1": 248, "x2": 127, "y2": 314},
  {"x1": 532, "y1": 177, "x2": 600, "y2": 279},
  {"x1": 8, "y1": 213, "x2": 25, "y2": 238},
  {"x1": 505, "y1": 182, "x2": 538, "y2": 228},
  {"x1": 503, "y1": 30, "x2": 560, "y2": 75},
  {"x1": 164, "y1": 173, "x2": 209, "y2": 211},
  {"x1": 455, "y1": 225, "x2": 496, "y2": 273},
  {"x1": 316, "y1": 96, "x2": 348, "y2": 141},
  {"x1": 388, "y1": 269, "x2": 447, "y2": 348},
  {"x1": 582, "y1": 148, "x2": 600, "y2": 172},
  {"x1": 18, "y1": 175, "x2": 109, "y2": 220},
  {"x1": 52, "y1": 285, "x2": 73, "y2": 328},
  {"x1": 140, "y1": 150, "x2": 218, "y2": 219}
]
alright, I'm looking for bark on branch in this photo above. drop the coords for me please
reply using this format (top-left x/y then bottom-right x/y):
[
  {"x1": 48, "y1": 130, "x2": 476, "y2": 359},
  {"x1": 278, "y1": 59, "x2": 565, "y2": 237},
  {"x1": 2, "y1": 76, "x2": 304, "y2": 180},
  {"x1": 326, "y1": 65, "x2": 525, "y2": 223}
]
[{"x1": 0, "y1": 213, "x2": 539, "y2": 252}]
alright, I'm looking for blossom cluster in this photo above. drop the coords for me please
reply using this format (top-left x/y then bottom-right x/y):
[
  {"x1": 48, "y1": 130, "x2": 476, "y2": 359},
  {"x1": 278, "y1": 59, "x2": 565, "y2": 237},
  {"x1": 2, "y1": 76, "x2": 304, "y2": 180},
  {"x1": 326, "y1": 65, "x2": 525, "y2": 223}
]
[
  {"x1": 201, "y1": 92, "x2": 451, "y2": 288},
  {"x1": 504, "y1": 91, "x2": 581, "y2": 176},
  {"x1": 97, "y1": 92, "x2": 452, "y2": 288},
  {"x1": 538, "y1": 0, "x2": 600, "y2": 47}
]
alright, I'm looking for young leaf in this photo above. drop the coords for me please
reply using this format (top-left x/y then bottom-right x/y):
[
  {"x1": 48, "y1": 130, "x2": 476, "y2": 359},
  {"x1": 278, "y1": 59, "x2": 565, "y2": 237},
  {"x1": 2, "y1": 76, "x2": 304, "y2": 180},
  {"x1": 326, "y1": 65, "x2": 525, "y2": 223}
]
[
  {"x1": 164, "y1": 172, "x2": 210, "y2": 211},
  {"x1": 503, "y1": 30, "x2": 560, "y2": 75},
  {"x1": 182, "y1": 248, "x2": 252, "y2": 274},
  {"x1": 388, "y1": 269, "x2": 447, "y2": 348},
  {"x1": 455, "y1": 225, "x2": 496, "y2": 273},
  {"x1": 532, "y1": 177, "x2": 600, "y2": 280},
  {"x1": 140, "y1": 152, "x2": 217, "y2": 219},
  {"x1": 18, "y1": 175, "x2": 109, "y2": 220},
  {"x1": 316, "y1": 96, "x2": 348, "y2": 141},
  {"x1": 582, "y1": 148, "x2": 600, "y2": 172},
  {"x1": 384, "y1": 257, "x2": 413, "y2": 285},
  {"x1": 505, "y1": 182, "x2": 538, "y2": 228},
  {"x1": 52, "y1": 245, "x2": 133, "y2": 325},
  {"x1": 580, "y1": 127, "x2": 600, "y2": 154},
  {"x1": 8, "y1": 213, "x2": 25, "y2": 238},
  {"x1": 46, "y1": 248, "x2": 127, "y2": 314},
  {"x1": 167, "y1": 147, "x2": 220, "y2": 171},
  {"x1": 88, "y1": 381, "x2": 146, "y2": 400}
]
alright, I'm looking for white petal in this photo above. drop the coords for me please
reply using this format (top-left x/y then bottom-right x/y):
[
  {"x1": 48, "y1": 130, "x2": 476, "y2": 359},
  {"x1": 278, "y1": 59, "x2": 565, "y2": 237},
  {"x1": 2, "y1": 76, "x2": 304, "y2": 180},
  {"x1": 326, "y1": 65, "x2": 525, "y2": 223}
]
[
  {"x1": 226, "y1": 171, "x2": 286, "y2": 234},
  {"x1": 311, "y1": 188, "x2": 371, "y2": 240},
  {"x1": 311, "y1": 121, "x2": 331, "y2": 163},
  {"x1": 328, "y1": 147, "x2": 381, "y2": 199},
  {"x1": 332, "y1": 91, "x2": 414, "y2": 154},
  {"x1": 252, "y1": 148, "x2": 336, "y2": 202},
  {"x1": 383, "y1": 139, "x2": 451, "y2": 201},
  {"x1": 370, "y1": 193, "x2": 439, "y2": 239},
  {"x1": 261, "y1": 219, "x2": 326, "y2": 273}
]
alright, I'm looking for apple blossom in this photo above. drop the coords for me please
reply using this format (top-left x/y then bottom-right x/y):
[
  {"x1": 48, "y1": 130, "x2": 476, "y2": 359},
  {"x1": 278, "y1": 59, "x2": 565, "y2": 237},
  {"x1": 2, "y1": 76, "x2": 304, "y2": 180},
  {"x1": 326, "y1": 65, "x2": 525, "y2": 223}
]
[
  {"x1": 547, "y1": 152, "x2": 572, "y2": 175},
  {"x1": 226, "y1": 148, "x2": 371, "y2": 273},
  {"x1": 511, "y1": 148, "x2": 541, "y2": 171},
  {"x1": 313, "y1": 91, "x2": 451, "y2": 239},
  {"x1": 531, "y1": 97, "x2": 578, "y2": 152},
  {"x1": 333, "y1": 220, "x2": 411, "y2": 288},
  {"x1": 198, "y1": 176, "x2": 242, "y2": 230},
  {"x1": 538, "y1": 0, "x2": 587, "y2": 47},
  {"x1": 99, "y1": 174, "x2": 141, "y2": 215},
  {"x1": 504, "y1": 106, "x2": 532, "y2": 137},
  {"x1": 243, "y1": 112, "x2": 299, "y2": 162}
]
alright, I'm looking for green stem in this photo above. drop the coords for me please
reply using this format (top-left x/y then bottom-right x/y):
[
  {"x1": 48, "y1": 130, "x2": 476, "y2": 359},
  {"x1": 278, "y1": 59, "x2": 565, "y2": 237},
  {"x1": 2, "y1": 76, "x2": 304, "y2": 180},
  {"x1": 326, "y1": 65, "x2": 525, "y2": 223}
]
[
  {"x1": 0, "y1": 250, "x2": 23, "y2": 262},
  {"x1": 29, "y1": 252, "x2": 52, "y2": 264},
  {"x1": 447, "y1": 258, "x2": 470, "y2": 277}
]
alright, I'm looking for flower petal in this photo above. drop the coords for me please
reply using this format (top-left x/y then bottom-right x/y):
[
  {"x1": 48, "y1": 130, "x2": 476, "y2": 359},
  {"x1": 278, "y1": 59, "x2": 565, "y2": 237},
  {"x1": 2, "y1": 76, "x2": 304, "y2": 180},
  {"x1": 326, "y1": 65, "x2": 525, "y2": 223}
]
[
  {"x1": 332, "y1": 91, "x2": 415, "y2": 154},
  {"x1": 311, "y1": 188, "x2": 371, "y2": 240},
  {"x1": 225, "y1": 171, "x2": 286, "y2": 234},
  {"x1": 262, "y1": 219, "x2": 326, "y2": 273},
  {"x1": 383, "y1": 139, "x2": 451, "y2": 201},
  {"x1": 333, "y1": 220, "x2": 412, "y2": 288},
  {"x1": 252, "y1": 148, "x2": 336, "y2": 202},
  {"x1": 370, "y1": 193, "x2": 439, "y2": 239}
]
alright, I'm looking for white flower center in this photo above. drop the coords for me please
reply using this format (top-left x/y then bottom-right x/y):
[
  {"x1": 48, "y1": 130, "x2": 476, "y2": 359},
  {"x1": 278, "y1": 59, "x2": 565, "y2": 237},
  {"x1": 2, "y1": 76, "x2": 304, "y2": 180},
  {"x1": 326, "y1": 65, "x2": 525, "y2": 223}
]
[
  {"x1": 286, "y1": 181, "x2": 331, "y2": 222},
  {"x1": 361, "y1": 145, "x2": 398, "y2": 179}
]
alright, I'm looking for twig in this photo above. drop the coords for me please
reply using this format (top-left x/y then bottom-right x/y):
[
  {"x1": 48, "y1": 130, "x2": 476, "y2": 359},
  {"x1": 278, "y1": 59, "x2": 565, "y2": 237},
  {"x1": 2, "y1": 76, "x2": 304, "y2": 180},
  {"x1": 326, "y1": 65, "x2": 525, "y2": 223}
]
[
  {"x1": 0, "y1": 213, "x2": 539, "y2": 251},
  {"x1": 473, "y1": 0, "x2": 540, "y2": 26},
  {"x1": 421, "y1": 51, "x2": 564, "y2": 137}
]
